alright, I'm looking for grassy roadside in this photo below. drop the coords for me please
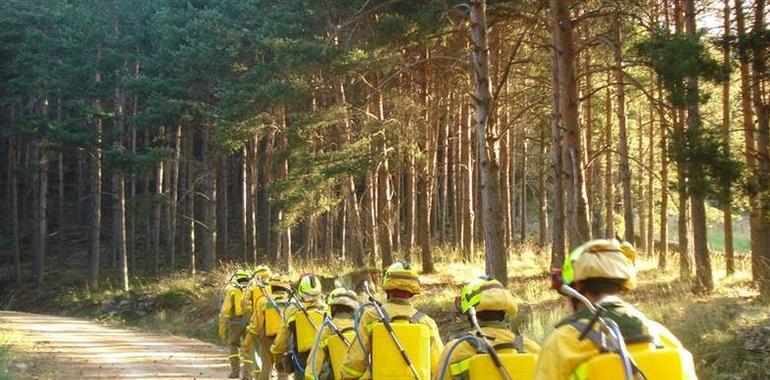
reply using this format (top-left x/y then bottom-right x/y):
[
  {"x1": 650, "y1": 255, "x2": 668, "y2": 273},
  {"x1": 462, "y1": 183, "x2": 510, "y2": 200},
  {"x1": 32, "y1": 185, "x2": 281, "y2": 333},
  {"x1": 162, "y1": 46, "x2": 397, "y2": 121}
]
[{"x1": 4, "y1": 244, "x2": 769, "y2": 378}]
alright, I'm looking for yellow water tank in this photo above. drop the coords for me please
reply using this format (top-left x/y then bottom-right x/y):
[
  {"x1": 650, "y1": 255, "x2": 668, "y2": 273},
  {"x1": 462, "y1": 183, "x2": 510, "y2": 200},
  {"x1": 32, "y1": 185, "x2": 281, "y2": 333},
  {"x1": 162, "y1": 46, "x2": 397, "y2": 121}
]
[
  {"x1": 371, "y1": 322, "x2": 431, "y2": 380},
  {"x1": 295, "y1": 310, "x2": 326, "y2": 353},
  {"x1": 264, "y1": 304, "x2": 283, "y2": 337},
  {"x1": 326, "y1": 329, "x2": 357, "y2": 380},
  {"x1": 574, "y1": 343, "x2": 697, "y2": 379},
  {"x1": 467, "y1": 352, "x2": 537, "y2": 380}
]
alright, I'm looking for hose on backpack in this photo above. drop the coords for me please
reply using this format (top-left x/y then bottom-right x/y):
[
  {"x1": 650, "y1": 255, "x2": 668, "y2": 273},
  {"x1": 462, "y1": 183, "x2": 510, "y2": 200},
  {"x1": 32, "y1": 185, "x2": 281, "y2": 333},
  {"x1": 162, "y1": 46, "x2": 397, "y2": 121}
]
[{"x1": 436, "y1": 335, "x2": 483, "y2": 380}]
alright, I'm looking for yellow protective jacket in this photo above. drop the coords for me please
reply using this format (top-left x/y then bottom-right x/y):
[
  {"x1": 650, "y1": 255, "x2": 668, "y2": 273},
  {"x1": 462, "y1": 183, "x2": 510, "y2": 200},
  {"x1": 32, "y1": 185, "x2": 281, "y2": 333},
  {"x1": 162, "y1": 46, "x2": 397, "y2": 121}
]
[
  {"x1": 218, "y1": 282, "x2": 248, "y2": 339},
  {"x1": 434, "y1": 321, "x2": 540, "y2": 380},
  {"x1": 305, "y1": 313, "x2": 355, "y2": 380},
  {"x1": 250, "y1": 290, "x2": 290, "y2": 336},
  {"x1": 532, "y1": 296, "x2": 694, "y2": 380},
  {"x1": 271, "y1": 297, "x2": 329, "y2": 356},
  {"x1": 243, "y1": 279, "x2": 270, "y2": 320},
  {"x1": 341, "y1": 297, "x2": 444, "y2": 379}
]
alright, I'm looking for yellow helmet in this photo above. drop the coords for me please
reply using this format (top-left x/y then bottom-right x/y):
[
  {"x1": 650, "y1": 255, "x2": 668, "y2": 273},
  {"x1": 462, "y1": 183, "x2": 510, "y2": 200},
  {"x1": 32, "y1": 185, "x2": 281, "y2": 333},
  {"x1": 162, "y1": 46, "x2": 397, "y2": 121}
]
[
  {"x1": 382, "y1": 261, "x2": 420, "y2": 295},
  {"x1": 562, "y1": 239, "x2": 637, "y2": 290},
  {"x1": 459, "y1": 277, "x2": 517, "y2": 316},
  {"x1": 253, "y1": 265, "x2": 272, "y2": 282},
  {"x1": 232, "y1": 269, "x2": 251, "y2": 285},
  {"x1": 327, "y1": 287, "x2": 359, "y2": 310},
  {"x1": 298, "y1": 273, "x2": 322, "y2": 299},
  {"x1": 269, "y1": 274, "x2": 291, "y2": 292}
]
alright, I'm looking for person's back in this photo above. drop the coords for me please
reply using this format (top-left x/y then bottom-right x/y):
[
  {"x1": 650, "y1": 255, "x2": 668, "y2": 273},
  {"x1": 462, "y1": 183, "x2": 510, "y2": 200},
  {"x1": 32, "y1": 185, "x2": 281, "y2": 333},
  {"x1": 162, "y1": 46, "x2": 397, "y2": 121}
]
[
  {"x1": 533, "y1": 239, "x2": 697, "y2": 380},
  {"x1": 305, "y1": 287, "x2": 360, "y2": 380},
  {"x1": 271, "y1": 273, "x2": 328, "y2": 380},
  {"x1": 241, "y1": 265, "x2": 272, "y2": 380},
  {"x1": 253, "y1": 274, "x2": 291, "y2": 380},
  {"x1": 341, "y1": 261, "x2": 444, "y2": 379},
  {"x1": 218, "y1": 269, "x2": 252, "y2": 378},
  {"x1": 435, "y1": 277, "x2": 539, "y2": 380}
]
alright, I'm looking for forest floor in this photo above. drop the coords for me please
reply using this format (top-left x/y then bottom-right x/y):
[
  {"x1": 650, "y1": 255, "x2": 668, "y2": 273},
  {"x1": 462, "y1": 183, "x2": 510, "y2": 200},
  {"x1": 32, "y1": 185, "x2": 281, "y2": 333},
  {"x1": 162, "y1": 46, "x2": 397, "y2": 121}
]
[
  {"x1": 0, "y1": 311, "x2": 229, "y2": 379},
  {"x1": 1, "y1": 246, "x2": 770, "y2": 379}
]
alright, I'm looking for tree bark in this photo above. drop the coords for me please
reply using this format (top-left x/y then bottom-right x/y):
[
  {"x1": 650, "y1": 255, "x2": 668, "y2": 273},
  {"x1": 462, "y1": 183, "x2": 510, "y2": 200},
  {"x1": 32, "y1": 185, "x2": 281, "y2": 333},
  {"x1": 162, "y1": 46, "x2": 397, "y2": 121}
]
[
  {"x1": 539, "y1": 123, "x2": 549, "y2": 246},
  {"x1": 658, "y1": 80, "x2": 669, "y2": 269},
  {"x1": 735, "y1": 0, "x2": 759, "y2": 280},
  {"x1": 168, "y1": 124, "x2": 181, "y2": 270},
  {"x1": 554, "y1": 0, "x2": 591, "y2": 249},
  {"x1": 470, "y1": 0, "x2": 507, "y2": 284},
  {"x1": 185, "y1": 126, "x2": 196, "y2": 275},
  {"x1": 201, "y1": 127, "x2": 217, "y2": 272},
  {"x1": 604, "y1": 81, "x2": 615, "y2": 238},
  {"x1": 722, "y1": 0, "x2": 735, "y2": 275},
  {"x1": 89, "y1": 46, "x2": 103, "y2": 289},
  {"x1": 685, "y1": 0, "x2": 713, "y2": 292},
  {"x1": 751, "y1": 0, "x2": 770, "y2": 297},
  {"x1": 551, "y1": 27, "x2": 566, "y2": 268},
  {"x1": 614, "y1": 10, "x2": 634, "y2": 243},
  {"x1": 461, "y1": 105, "x2": 474, "y2": 261},
  {"x1": 417, "y1": 57, "x2": 434, "y2": 273},
  {"x1": 9, "y1": 116, "x2": 21, "y2": 283}
]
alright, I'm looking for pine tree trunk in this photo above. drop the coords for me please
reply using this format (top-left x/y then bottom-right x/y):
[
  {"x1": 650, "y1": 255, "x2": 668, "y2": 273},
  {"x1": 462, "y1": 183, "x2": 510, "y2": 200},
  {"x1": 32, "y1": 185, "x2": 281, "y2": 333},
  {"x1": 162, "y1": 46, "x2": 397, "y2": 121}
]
[
  {"x1": 658, "y1": 80, "x2": 669, "y2": 269},
  {"x1": 57, "y1": 154, "x2": 64, "y2": 257},
  {"x1": 735, "y1": 0, "x2": 760, "y2": 279},
  {"x1": 614, "y1": 10, "x2": 634, "y2": 243},
  {"x1": 675, "y1": 0, "x2": 692, "y2": 280},
  {"x1": 114, "y1": 68, "x2": 129, "y2": 291},
  {"x1": 604, "y1": 81, "x2": 615, "y2": 238},
  {"x1": 375, "y1": 82, "x2": 394, "y2": 268},
  {"x1": 647, "y1": 97, "x2": 655, "y2": 256},
  {"x1": 201, "y1": 127, "x2": 217, "y2": 272},
  {"x1": 685, "y1": 0, "x2": 713, "y2": 291},
  {"x1": 89, "y1": 47, "x2": 103, "y2": 288},
  {"x1": 520, "y1": 135, "x2": 528, "y2": 243},
  {"x1": 723, "y1": 0, "x2": 735, "y2": 275},
  {"x1": 217, "y1": 155, "x2": 228, "y2": 259},
  {"x1": 461, "y1": 105, "x2": 474, "y2": 261},
  {"x1": 751, "y1": 0, "x2": 770, "y2": 297},
  {"x1": 153, "y1": 142, "x2": 163, "y2": 275},
  {"x1": 551, "y1": 31, "x2": 566, "y2": 267},
  {"x1": 638, "y1": 112, "x2": 647, "y2": 253},
  {"x1": 32, "y1": 136, "x2": 48, "y2": 288},
  {"x1": 168, "y1": 124, "x2": 181, "y2": 270},
  {"x1": 242, "y1": 146, "x2": 249, "y2": 261},
  {"x1": 470, "y1": 0, "x2": 507, "y2": 284},
  {"x1": 9, "y1": 112, "x2": 22, "y2": 282},
  {"x1": 417, "y1": 57, "x2": 433, "y2": 273},
  {"x1": 538, "y1": 124, "x2": 549, "y2": 246},
  {"x1": 185, "y1": 126, "x2": 196, "y2": 275}
]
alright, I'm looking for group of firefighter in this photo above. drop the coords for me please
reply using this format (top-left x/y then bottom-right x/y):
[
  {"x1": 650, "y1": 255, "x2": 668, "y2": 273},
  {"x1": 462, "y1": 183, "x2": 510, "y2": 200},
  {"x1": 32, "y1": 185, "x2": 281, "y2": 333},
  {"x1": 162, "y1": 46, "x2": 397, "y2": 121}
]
[{"x1": 218, "y1": 239, "x2": 699, "y2": 380}]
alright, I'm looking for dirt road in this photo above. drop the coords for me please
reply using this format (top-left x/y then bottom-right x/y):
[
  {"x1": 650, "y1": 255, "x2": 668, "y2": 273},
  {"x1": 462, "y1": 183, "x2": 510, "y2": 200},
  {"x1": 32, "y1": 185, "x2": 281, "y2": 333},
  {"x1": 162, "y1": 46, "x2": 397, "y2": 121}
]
[{"x1": 0, "y1": 311, "x2": 232, "y2": 379}]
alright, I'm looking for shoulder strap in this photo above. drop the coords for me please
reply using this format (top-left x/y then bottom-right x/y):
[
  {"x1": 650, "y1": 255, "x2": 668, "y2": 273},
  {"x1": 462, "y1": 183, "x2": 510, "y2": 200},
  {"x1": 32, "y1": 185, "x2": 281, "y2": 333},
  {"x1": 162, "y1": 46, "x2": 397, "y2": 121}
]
[
  {"x1": 515, "y1": 334, "x2": 525, "y2": 353},
  {"x1": 410, "y1": 310, "x2": 426, "y2": 324},
  {"x1": 570, "y1": 321, "x2": 609, "y2": 352}
]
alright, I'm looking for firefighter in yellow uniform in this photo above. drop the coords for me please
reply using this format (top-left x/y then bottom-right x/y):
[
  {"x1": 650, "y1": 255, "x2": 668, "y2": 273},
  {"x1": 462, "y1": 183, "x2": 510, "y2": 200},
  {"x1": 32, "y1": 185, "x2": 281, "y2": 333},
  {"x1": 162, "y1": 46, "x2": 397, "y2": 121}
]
[
  {"x1": 253, "y1": 274, "x2": 291, "y2": 380},
  {"x1": 219, "y1": 269, "x2": 252, "y2": 378},
  {"x1": 532, "y1": 239, "x2": 697, "y2": 380},
  {"x1": 435, "y1": 277, "x2": 540, "y2": 380},
  {"x1": 341, "y1": 261, "x2": 445, "y2": 379},
  {"x1": 305, "y1": 287, "x2": 360, "y2": 380},
  {"x1": 271, "y1": 273, "x2": 328, "y2": 380},
  {"x1": 241, "y1": 265, "x2": 273, "y2": 380}
]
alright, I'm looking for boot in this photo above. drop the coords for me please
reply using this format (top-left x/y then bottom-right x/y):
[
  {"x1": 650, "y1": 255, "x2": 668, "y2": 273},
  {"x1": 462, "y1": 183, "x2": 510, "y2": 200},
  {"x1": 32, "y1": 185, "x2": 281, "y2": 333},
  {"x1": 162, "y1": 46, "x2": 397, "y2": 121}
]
[{"x1": 229, "y1": 357, "x2": 241, "y2": 378}]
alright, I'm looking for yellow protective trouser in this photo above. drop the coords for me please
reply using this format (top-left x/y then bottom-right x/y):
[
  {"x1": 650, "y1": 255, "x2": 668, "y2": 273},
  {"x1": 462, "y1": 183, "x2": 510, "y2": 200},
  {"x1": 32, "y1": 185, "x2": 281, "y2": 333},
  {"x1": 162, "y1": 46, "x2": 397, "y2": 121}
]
[
  {"x1": 228, "y1": 320, "x2": 246, "y2": 374},
  {"x1": 259, "y1": 336, "x2": 288, "y2": 380},
  {"x1": 242, "y1": 331, "x2": 262, "y2": 377}
]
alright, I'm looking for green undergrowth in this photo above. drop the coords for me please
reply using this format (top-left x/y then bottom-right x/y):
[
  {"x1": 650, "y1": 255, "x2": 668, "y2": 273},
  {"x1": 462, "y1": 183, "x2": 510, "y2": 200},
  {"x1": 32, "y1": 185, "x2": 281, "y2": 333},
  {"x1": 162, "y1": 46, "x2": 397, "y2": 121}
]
[{"x1": 6, "y1": 244, "x2": 769, "y2": 378}]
